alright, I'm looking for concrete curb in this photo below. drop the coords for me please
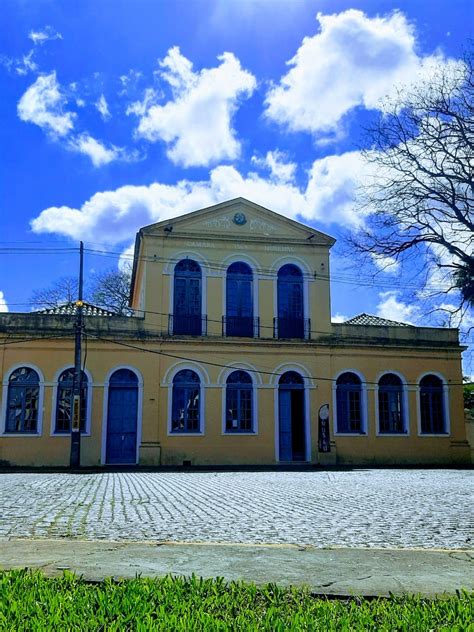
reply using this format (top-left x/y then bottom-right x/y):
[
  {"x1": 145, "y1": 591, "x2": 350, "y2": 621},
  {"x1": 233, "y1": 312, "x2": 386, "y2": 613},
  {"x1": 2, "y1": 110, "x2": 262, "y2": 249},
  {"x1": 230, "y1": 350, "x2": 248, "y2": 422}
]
[{"x1": 1, "y1": 538, "x2": 473, "y2": 597}]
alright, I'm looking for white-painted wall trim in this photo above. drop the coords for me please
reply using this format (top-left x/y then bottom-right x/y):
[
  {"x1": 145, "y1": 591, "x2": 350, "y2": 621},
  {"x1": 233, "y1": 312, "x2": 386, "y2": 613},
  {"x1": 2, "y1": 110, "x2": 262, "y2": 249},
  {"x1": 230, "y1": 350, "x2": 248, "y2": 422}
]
[
  {"x1": 374, "y1": 370, "x2": 410, "y2": 437},
  {"x1": 216, "y1": 361, "x2": 263, "y2": 386},
  {"x1": 49, "y1": 366, "x2": 93, "y2": 437},
  {"x1": 269, "y1": 362, "x2": 315, "y2": 388},
  {"x1": 164, "y1": 362, "x2": 207, "y2": 436},
  {"x1": 415, "y1": 371, "x2": 451, "y2": 437},
  {"x1": 101, "y1": 365, "x2": 144, "y2": 465},
  {"x1": 1, "y1": 363, "x2": 45, "y2": 437},
  {"x1": 332, "y1": 368, "x2": 368, "y2": 436}
]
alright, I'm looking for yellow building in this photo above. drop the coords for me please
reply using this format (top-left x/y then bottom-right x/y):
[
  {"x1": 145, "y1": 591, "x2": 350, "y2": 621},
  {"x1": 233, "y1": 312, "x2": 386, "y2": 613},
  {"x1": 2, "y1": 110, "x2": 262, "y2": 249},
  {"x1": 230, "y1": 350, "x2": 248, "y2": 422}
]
[{"x1": 0, "y1": 198, "x2": 470, "y2": 467}]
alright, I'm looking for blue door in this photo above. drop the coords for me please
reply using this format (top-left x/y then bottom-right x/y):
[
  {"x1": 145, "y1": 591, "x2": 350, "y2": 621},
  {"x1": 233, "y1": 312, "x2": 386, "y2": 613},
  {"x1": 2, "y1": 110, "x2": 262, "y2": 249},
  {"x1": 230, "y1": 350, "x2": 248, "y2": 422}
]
[
  {"x1": 278, "y1": 371, "x2": 306, "y2": 462},
  {"x1": 277, "y1": 264, "x2": 304, "y2": 338},
  {"x1": 106, "y1": 369, "x2": 138, "y2": 464},
  {"x1": 173, "y1": 259, "x2": 202, "y2": 335},
  {"x1": 226, "y1": 262, "x2": 253, "y2": 337},
  {"x1": 278, "y1": 390, "x2": 292, "y2": 461}
]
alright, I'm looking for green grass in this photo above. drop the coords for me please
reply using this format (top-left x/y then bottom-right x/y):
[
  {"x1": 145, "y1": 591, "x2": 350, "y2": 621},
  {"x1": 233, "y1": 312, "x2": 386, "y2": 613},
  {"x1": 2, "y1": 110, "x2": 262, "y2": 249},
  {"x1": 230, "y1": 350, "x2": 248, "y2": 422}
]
[{"x1": 0, "y1": 570, "x2": 472, "y2": 631}]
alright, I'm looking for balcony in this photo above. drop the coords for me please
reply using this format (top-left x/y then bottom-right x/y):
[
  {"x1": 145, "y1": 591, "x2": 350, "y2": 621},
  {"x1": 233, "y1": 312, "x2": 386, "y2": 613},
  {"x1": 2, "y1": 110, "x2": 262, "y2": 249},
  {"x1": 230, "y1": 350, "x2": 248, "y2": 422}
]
[
  {"x1": 222, "y1": 316, "x2": 260, "y2": 338},
  {"x1": 273, "y1": 317, "x2": 311, "y2": 340},
  {"x1": 169, "y1": 314, "x2": 207, "y2": 336}
]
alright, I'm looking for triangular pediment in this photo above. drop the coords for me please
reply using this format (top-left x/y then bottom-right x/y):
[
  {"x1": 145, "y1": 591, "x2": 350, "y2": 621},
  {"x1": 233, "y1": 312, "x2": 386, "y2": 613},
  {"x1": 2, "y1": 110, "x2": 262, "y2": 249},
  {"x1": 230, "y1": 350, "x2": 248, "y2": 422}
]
[{"x1": 140, "y1": 198, "x2": 335, "y2": 245}]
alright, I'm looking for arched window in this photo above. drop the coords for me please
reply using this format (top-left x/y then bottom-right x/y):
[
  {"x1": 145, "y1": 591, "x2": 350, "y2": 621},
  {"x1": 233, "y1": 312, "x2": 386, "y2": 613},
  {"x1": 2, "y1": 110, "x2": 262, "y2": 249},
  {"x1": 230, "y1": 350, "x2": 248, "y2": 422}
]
[
  {"x1": 277, "y1": 264, "x2": 304, "y2": 339},
  {"x1": 55, "y1": 368, "x2": 88, "y2": 433},
  {"x1": 378, "y1": 373, "x2": 405, "y2": 434},
  {"x1": 336, "y1": 372, "x2": 363, "y2": 434},
  {"x1": 173, "y1": 259, "x2": 202, "y2": 335},
  {"x1": 5, "y1": 367, "x2": 40, "y2": 434},
  {"x1": 225, "y1": 370, "x2": 253, "y2": 432},
  {"x1": 226, "y1": 262, "x2": 254, "y2": 337},
  {"x1": 420, "y1": 375, "x2": 446, "y2": 434},
  {"x1": 171, "y1": 370, "x2": 201, "y2": 433}
]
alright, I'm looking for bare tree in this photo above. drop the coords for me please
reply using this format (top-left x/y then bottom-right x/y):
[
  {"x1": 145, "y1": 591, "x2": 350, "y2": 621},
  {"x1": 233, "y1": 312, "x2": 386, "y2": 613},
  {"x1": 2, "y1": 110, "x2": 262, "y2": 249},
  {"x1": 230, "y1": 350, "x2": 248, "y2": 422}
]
[
  {"x1": 31, "y1": 265, "x2": 133, "y2": 316},
  {"x1": 351, "y1": 49, "x2": 474, "y2": 312},
  {"x1": 31, "y1": 276, "x2": 81, "y2": 309},
  {"x1": 90, "y1": 264, "x2": 133, "y2": 316}
]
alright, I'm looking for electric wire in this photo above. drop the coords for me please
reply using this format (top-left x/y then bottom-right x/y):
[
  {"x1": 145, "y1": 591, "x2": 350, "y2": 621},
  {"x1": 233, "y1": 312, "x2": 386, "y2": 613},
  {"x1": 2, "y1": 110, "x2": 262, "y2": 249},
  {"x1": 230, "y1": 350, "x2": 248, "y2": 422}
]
[{"x1": 84, "y1": 330, "x2": 467, "y2": 387}]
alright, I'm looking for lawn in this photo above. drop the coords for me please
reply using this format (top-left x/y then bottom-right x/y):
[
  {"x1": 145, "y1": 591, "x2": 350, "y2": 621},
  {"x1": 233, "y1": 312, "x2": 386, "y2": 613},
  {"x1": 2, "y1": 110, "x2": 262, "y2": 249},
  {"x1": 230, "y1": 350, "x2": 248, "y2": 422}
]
[{"x1": 0, "y1": 570, "x2": 472, "y2": 631}]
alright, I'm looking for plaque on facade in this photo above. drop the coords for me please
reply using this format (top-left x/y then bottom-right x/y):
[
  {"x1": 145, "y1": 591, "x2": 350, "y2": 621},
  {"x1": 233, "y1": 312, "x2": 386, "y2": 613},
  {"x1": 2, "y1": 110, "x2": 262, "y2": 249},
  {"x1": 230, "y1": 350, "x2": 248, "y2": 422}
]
[{"x1": 318, "y1": 404, "x2": 330, "y2": 452}]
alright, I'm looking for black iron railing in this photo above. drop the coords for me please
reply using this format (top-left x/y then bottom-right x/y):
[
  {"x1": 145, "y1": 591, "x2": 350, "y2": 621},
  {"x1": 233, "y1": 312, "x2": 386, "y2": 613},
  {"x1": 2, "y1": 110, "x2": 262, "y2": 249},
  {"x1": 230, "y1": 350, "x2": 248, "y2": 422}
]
[
  {"x1": 273, "y1": 317, "x2": 311, "y2": 340},
  {"x1": 222, "y1": 316, "x2": 260, "y2": 338},
  {"x1": 169, "y1": 314, "x2": 207, "y2": 336}
]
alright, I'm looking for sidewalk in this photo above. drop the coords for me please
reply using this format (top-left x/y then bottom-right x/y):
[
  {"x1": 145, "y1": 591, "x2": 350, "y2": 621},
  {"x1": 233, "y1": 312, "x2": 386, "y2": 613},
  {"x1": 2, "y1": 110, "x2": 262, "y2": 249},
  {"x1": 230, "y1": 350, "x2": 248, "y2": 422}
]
[{"x1": 1, "y1": 538, "x2": 473, "y2": 597}]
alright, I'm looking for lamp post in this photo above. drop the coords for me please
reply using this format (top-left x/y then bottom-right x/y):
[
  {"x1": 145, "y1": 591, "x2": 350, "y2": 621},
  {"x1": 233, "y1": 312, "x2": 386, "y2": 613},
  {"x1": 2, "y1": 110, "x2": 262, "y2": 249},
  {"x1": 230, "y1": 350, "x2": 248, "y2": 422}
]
[{"x1": 70, "y1": 241, "x2": 84, "y2": 469}]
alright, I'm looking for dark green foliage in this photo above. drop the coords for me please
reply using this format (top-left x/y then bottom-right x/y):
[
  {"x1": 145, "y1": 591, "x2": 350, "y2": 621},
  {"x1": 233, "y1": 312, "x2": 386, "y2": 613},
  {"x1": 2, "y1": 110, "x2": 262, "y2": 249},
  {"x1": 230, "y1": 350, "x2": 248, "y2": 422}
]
[{"x1": 0, "y1": 570, "x2": 473, "y2": 631}]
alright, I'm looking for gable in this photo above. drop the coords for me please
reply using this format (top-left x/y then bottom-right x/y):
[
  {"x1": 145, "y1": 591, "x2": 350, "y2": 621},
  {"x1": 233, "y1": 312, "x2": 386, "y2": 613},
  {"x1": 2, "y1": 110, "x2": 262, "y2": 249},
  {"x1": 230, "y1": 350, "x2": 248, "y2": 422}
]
[{"x1": 140, "y1": 198, "x2": 335, "y2": 245}]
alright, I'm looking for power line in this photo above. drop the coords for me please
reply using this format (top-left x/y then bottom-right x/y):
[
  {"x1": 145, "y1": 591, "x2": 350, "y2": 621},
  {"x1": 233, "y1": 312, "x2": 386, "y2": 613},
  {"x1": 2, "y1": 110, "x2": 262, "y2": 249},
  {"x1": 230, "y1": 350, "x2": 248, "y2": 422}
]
[
  {"x1": 2, "y1": 299, "x2": 473, "y2": 343},
  {"x1": 0, "y1": 244, "x2": 452, "y2": 292},
  {"x1": 85, "y1": 331, "x2": 467, "y2": 387}
]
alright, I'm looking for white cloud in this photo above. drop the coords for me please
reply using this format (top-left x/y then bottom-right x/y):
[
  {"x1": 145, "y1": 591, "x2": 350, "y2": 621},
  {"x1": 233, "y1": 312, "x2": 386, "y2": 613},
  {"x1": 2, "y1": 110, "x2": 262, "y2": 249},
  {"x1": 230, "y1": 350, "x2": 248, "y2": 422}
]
[
  {"x1": 371, "y1": 253, "x2": 400, "y2": 274},
  {"x1": 251, "y1": 150, "x2": 296, "y2": 183},
  {"x1": 1, "y1": 49, "x2": 38, "y2": 76},
  {"x1": 68, "y1": 134, "x2": 119, "y2": 167},
  {"x1": 30, "y1": 150, "x2": 371, "y2": 243},
  {"x1": 126, "y1": 88, "x2": 160, "y2": 117},
  {"x1": 0, "y1": 291, "x2": 8, "y2": 313},
  {"x1": 376, "y1": 290, "x2": 420, "y2": 324},
  {"x1": 131, "y1": 46, "x2": 256, "y2": 167},
  {"x1": 96, "y1": 94, "x2": 110, "y2": 120},
  {"x1": 68, "y1": 134, "x2": 140, "y2": 168},
  {"x1": 331, "y1": 313, "x2": 348, "y2": 323},
  {"x1": 29, "y1": 26, "x2": 62, "y2": 45},
  {"x1": 265, "y1": 9, "x2": 455, "y2": 135},
  {"x1": 17, "y1": 72, "x2": 75, "y2": 137}
]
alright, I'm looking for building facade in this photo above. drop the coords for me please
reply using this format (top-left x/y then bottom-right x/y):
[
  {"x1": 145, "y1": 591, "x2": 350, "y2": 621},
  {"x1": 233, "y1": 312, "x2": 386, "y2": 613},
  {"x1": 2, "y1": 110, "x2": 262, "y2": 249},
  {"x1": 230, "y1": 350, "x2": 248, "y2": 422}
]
[{"x1": 0, "y1": 198, "x2": 470, "y2": 467}]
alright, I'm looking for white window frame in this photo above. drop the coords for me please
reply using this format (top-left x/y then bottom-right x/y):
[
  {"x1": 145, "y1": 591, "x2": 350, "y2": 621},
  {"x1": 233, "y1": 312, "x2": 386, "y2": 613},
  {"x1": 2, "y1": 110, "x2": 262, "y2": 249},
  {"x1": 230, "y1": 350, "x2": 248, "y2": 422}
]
[
  {"x1": 164, "y1": 362, "x2": 207, "y2": 437},
  {"x1": 1, "y1": 363, "x2": 45, "y2": 437},
  {"x1": 101, "y1": 365, "x2": 144, "y2": 465},
  {"x1": 271, "y1": 257, "x2": 312, "y2": 340},
  {"x1": 375, "y1": 370, "x2": 410, "y2": 437},
  {"x1": 165, "y1": 251, "x2": 209, "y2": 336},
  {"x1": 221, "y1": 254, "x2": 260, "y2": 337},
  {"x1": 50, "y1": 366, "x2": 93, "y2": 437},
  {"x1": 220, "y1": 366, "x2": 259, "y2": 435},
  {"x1": 416, "y1": 371, "x2": 451, "y2": 437},
  {"x1": 332, "y1": 369, "x2": 368, "y2": 437}
]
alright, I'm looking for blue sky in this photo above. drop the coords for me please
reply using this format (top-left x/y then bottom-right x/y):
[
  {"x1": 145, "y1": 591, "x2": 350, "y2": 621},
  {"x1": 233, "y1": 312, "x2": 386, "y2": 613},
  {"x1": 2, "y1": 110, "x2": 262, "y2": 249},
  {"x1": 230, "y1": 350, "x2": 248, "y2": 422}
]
[{"x1": 1, "y1": 0, "x2": 472, "y2": 373}]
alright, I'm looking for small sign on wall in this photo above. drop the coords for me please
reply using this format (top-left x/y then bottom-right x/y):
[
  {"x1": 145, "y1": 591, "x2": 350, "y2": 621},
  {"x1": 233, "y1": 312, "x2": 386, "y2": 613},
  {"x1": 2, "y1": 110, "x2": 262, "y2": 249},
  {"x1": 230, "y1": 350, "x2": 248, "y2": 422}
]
[{"x1": 318, "y1": 404, "x2": 330, "y2": 452}]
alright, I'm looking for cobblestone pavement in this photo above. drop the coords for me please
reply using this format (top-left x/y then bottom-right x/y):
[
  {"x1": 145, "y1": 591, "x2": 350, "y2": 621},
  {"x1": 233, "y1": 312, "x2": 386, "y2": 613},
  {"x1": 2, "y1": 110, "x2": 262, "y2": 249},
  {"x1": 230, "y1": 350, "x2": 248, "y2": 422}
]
[{"x1": 1, "y1": 470, "x2": 473, "y2": 549}]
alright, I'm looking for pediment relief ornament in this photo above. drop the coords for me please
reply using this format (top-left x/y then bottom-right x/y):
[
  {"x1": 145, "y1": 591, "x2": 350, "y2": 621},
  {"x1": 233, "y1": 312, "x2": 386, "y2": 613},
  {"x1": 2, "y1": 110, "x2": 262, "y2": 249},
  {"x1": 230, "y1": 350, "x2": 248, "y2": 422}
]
[
  {"x1": 248, "y1": 218, "x2": 277, "y2": 234},
  {"x1": 201, "y1": 214, "x2": 278, "y2": 234},
  {"x1": 203, "y1": 216, "x2": 233, "y2": 230}
]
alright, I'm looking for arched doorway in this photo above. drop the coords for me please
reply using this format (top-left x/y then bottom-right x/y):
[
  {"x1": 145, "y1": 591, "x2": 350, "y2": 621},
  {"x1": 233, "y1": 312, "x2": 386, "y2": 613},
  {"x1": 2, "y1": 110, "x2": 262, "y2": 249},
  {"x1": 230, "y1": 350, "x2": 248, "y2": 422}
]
[
  {"x1": 278, "y1": 371, "x2": 306, "y2": 461},
  {"x1": 106, "y1": 368, "x2": 139, "y2": 464}
]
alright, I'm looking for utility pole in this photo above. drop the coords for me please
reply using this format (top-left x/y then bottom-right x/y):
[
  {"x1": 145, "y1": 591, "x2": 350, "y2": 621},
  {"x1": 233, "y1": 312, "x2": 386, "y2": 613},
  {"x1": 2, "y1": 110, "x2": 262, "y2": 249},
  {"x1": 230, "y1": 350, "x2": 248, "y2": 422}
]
[{"x1": 70, "y1": 241, "x2": 84, "y2": 469}]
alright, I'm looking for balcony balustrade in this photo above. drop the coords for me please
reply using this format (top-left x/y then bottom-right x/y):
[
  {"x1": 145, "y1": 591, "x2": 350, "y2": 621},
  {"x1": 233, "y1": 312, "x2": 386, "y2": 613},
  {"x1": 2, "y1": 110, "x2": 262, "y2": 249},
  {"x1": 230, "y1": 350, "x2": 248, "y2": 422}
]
[
  {"x1": 222, "y1": 316, "x2": 260, "y2": 338},
  {"x1": 168, "y1": 314, "x2": 207, "y2": 336},
  {"x1": 273, "y1": 317, "x2": 311, "y2": 340}
]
